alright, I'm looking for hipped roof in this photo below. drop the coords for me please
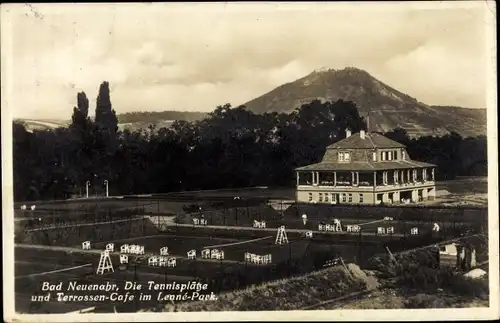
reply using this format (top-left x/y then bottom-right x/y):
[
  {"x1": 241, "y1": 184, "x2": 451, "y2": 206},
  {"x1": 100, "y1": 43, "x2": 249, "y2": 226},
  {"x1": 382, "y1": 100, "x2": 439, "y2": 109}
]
[{"x1": 327, "y1": 132, "x2": 406, "y2": 150}]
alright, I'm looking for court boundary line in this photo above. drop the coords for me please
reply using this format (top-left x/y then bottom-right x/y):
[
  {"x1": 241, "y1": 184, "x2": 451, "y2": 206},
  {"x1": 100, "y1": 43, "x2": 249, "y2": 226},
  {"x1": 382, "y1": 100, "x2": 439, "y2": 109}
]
[
  {"x1": 24, "y1": 218, "x2": 144, "y2": 232},
  {"x1": 203, "y1": 236, "x2": 273, "y2": 249},
  {"x1": 15, "y1": 263, "x2": 92, "y2": 279}
]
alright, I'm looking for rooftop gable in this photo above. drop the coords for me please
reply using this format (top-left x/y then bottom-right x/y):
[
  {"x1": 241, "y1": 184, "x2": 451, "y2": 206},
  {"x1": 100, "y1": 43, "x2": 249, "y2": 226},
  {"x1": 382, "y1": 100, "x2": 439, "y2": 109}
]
[{"x1": 326, "y1": 132, "x2": 406, "y2": 150}]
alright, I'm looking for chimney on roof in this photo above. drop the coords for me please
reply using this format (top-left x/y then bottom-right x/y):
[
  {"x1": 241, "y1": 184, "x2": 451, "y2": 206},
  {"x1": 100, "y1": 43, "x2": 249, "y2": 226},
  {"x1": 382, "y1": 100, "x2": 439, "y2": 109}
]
[
  {"x1": 360, "y1": 129, "x2": 366, "y2": 139},
  {"x1": 345, "y1": 129, "x2": 352, "y2": 138}
]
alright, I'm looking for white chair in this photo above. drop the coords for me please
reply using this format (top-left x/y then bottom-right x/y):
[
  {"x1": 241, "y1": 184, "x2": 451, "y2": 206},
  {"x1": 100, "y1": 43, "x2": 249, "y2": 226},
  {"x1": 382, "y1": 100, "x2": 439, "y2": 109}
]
[
  {"x1": 120, "y1": 244, "x2": 129, "y2": 253},
  {"x1": 120, "y1": 254, "x2": 128, "y2": 264},
  {"x1": 433, "y1": 223, "x2": 440, "y2": 232},
  {"x1": 20, "y1": 205, "x2": 27, "y2": 210},
  {"x1": 386, "y1": 226, "x2": 394, "y2": 234},
  {"x1": 253, "y1": 220, "x2": 259, "y2": 228},
  {"x1": 202, "y1": 249, "x2": 211, "y2": 259},
  {"x1": 251, "y1": 254, "x2": 258, "y2": 263},
  {"x1": 138, "y1": 245, "x2": 145, "y2": 255},
  {"x1": 261, "y1": 221, "x2": 266, "y2": 228},
  {"x1": 411, "y1": 227, "x2": 419, "y2": 235},
  {"x1": 346, "y1": 225, "x2": 353, "y2": 233},
  {"x1": 211, "y1": 250, "x2": 224, "y2": 260},
  {"x1": 352, "y1": 225, "x2": 361, "y2": 233},
  {"x1": 325, "y1": 224, "x2": 332, "y2": 232},
  {"x1": 106, "y1": 243, "x2": 114, "y2": 252},
  {"x1": 30, "y1": 205, "x2": 36, "y2": 211},
  {"x1": 128, "y1": 245, "x2": 137, "y2": 254},
  {"x1": 318, "y1": 224, "x2": 325, "y2": 231},
  {"x1": 160, "y1": 247, "x2": 169, "y2": 256},
  {"x1": 159, "y1": 257, "x2": 167, "y2": 267},
  {"x1": 167, "y1": 257, "x2": 177, "y2": 267},
  {"x1": 148, "y1": 256, "x2": 158, "y2": 266},
  {"x1": 200, "y1": 219, "x2": 207, "y2": 225},
  {"x1": 82, "y1": 241, "x2": 91, "y2": 250},
  {"x1": 244, "y1": 252, "x2": 252, "y2": 262},
  {"x1": 193, "y1": 218, "x2": 199, "y2": 225},
  {"x1": 305, "y1": 231, "x2": 313, "y2": 238},
  {"x1": 333, "y1": 219, "x2": 342, "y2": 232},
  {"x1": 377, "y1": 227, "x2": 385, "y2": 235},
  {"x1": 187, "y1": 250, "x2": 196, "y2": 259}
]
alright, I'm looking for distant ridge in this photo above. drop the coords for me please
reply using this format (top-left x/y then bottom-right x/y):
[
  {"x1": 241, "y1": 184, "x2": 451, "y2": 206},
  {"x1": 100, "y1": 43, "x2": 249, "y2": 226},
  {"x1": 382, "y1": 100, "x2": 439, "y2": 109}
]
[{"x1": 242, "y1": 67, "x2": 486, "y2": 138}]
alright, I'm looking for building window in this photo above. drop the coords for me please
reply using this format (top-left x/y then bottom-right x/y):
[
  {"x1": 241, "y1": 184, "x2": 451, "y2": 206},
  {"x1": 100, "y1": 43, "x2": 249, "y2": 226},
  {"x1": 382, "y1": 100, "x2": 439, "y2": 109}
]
[
  {"x1": 319, "y1": 193, "x2": 323, "y2": 202},
  {"x1": 331, "y1": 193, "x2": 337, "y2": 203},
  {"x1": 402, "y1": 151, "x2": 406, "y2": 160},
  {"x1": 348, "y1": 194, "x2": 353, "y2": 203},
  {"x1": 308, "y1": 193, "x2": 313, "y2": 202},
  {"x1": 394, "y1": 151, "x2": 398, "y2": 160},
  {"x1": 341, "y1": 193, "x2": 347, "y2": 203},
  {"x1": 381, "y1": 152, "x2": 386, "y2": 161},
  {"x1": 338, "y1": 152, "x2": 351, "y2": 162},
  {"x1": 412, "y1": 169, "x2": 417, "y2": 182},
  {"x1": 372, "y1": 152, "x2": 377, "y2": 161},
  {"x1": 388, "y1": 151, "x2": 393, "y2": 161},
  {"x1": 324, "y1": 193, "x2": 329, "y2": 202},
  {"x1": 383, "y1": 171, "x2": 388, "y2": 185},
  {"x1": 394, "y1": 170, "x2": 399, "y2": 184},
  {"x1": 359, "y1": 194, "x2": 364, "y2": 203}
]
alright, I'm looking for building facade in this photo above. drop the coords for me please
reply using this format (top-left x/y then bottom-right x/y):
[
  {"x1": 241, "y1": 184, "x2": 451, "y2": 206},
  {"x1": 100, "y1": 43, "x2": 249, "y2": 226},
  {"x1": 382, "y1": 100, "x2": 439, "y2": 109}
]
[{"x1": 295, "y1": 129, "x2": 437, "y2": 205}]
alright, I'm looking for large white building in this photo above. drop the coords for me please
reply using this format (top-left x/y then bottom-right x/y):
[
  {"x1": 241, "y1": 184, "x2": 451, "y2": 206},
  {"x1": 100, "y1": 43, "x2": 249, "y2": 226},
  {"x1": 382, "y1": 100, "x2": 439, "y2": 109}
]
[{"x1": 295, "y1": 129, "x2": 437, "y2": 205}]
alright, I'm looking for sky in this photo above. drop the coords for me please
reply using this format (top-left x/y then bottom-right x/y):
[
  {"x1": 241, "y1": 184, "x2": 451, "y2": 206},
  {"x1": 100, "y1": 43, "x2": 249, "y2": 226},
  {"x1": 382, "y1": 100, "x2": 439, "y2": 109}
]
[{"x1": 2, "y1": 2, "x2": 496, "y2": 120}]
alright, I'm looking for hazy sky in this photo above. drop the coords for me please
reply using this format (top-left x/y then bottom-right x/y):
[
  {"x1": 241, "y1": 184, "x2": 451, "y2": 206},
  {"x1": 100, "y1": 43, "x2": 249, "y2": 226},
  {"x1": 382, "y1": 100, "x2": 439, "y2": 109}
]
[{"x1": 2, "y1": 2, "x2": 496, "y2": 120}]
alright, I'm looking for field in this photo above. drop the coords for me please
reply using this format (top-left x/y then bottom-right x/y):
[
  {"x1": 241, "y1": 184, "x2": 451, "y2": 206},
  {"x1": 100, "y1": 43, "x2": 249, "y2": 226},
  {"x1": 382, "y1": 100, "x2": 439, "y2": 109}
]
[
  {"x1": 435, "y1": 177, "x2": 488, "y2": 206},
  {"x1": 12, "y1": 179, "x2": 487, "y2": 313},
  {"x1": 174, "y1": 204, "x2": 483, "y2": 240},
  {"x1": 15, "y1": 217, "x2": 388, "y2": 315}
]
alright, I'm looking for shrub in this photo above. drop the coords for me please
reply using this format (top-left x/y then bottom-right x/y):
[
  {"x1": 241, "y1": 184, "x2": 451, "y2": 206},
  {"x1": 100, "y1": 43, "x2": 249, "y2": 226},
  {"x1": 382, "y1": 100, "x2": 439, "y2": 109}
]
[{"x1": 155, "y1": 265, "x2": 368, "y2": 312}]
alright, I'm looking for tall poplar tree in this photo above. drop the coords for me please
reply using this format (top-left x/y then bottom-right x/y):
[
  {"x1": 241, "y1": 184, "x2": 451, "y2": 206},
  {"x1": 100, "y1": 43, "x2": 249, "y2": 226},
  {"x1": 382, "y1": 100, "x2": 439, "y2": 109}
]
[{"x1": 95, "y1": 81, "x2": 118, "y2": 134}]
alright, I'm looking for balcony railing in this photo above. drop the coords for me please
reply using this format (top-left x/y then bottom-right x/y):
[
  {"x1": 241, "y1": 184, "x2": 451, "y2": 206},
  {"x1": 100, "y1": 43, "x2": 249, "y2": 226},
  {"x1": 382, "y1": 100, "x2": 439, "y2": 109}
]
[{"x1": 298, "y1": 179, "x2": 435, "y2": 189}]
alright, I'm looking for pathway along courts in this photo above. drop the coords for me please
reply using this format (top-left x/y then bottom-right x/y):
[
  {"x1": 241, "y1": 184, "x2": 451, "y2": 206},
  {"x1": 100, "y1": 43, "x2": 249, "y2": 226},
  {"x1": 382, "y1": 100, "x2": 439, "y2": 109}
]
[{"x1": 172, "y1": 223, "x2": 406, "y2": 238}]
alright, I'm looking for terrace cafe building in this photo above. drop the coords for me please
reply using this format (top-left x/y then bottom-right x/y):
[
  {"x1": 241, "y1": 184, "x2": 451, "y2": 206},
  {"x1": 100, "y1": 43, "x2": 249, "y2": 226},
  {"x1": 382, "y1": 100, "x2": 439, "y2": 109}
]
[{"x1": 295, "y1": 129, "x2": 437, "y2": 205}]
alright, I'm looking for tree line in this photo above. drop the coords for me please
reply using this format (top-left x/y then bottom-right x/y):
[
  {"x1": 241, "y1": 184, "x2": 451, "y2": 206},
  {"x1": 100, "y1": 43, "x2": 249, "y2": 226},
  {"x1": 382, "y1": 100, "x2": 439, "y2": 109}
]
[
  {"x1": 13, "y1": 81, "x2": 487, "y2": 201},
  {"x1": 117, "y1": 111, "x2": 207, "y2": 124}
]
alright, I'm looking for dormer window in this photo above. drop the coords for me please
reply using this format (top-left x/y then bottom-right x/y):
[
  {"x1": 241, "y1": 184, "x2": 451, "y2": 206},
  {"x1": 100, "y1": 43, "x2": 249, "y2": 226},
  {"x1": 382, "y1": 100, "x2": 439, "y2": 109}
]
[
  {"x1": 372, "y1": 152, "x2": 377, "y2": 162},
  {"x1": 402, "y1": 151, "x2": 406, "y2": 160},
  {"x1": 338, "y1": 152, "x2": 351, "y2": 163}
]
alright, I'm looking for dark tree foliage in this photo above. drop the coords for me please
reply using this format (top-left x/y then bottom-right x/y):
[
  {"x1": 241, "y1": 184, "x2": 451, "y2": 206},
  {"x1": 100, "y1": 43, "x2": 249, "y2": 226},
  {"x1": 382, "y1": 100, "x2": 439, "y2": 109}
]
[
  {"x1": 12, "y1": 83, "x2": 488, "y2": 201},
  {"x1": 95, "y1": 81, "x2": 118, "y2": 134}
]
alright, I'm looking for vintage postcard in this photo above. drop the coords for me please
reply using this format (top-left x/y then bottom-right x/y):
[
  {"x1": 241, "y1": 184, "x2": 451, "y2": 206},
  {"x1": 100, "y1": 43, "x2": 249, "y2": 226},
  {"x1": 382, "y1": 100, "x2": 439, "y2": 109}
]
[{"x1": 1, "y1": 1, "x2": 498, "y2": 322}]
